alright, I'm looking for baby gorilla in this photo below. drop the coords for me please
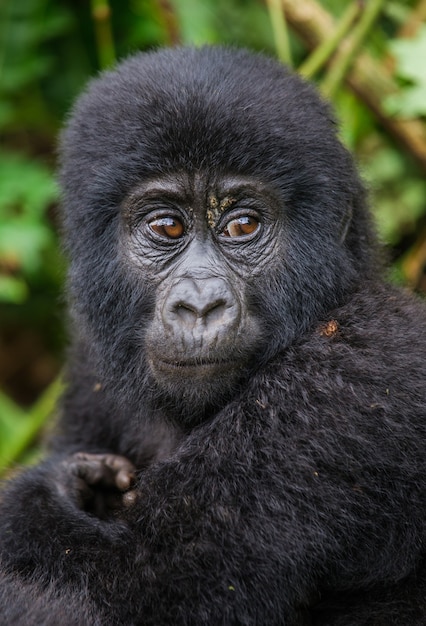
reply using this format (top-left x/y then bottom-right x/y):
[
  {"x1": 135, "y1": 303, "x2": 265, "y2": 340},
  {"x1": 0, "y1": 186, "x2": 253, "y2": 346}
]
[{"x1": 0, "y1": 47, "x2": 425, "y2": 626}]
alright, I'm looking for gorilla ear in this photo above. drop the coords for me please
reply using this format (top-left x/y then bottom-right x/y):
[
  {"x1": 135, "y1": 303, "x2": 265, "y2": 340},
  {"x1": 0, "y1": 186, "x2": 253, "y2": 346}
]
[{"x1": 339, "y1": 206, "x2": 353, "y2": 244}]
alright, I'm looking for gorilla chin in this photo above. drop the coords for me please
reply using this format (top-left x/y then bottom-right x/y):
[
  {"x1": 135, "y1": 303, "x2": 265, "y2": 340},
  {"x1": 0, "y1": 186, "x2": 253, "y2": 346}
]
[{"x1": 147, "y1": 353, "x2": 248, "y2": 416}]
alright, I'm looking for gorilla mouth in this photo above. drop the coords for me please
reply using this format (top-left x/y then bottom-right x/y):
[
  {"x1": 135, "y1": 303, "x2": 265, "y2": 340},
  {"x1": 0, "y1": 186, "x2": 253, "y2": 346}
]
[
  {"x1": 153, "y1": 359, "x2": 240, "y2": 378},
  {"x1": 157, "y1": 358, "x2": 238, "y2": 370}
]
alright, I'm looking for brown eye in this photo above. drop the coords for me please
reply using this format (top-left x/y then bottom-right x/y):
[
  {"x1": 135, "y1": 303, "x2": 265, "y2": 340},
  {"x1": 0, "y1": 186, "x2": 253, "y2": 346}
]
[
  {"x1": 149, "y1": 216, "x2": 184, "y2": 239},
  {"x1": 221, "y1": 216, "x2": 259, "y2": 238}
]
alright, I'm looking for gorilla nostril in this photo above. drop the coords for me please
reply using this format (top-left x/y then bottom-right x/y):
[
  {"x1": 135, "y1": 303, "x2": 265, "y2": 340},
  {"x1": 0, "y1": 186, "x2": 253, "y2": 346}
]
[
  {"x1": 203, "y1": 299, "x2": 227, "y2": 325},
  {"x1": 174, "y1": 302, "x2": 198, "y2": 325},
  {"x1": 174, "y1": 298, "x2": 228, "y2": 326}
]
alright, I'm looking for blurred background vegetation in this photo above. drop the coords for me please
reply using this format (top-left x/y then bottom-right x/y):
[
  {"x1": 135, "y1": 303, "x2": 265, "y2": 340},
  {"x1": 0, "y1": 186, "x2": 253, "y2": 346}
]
[{"x1": 1, "y1": 0, "x2": 426, "y2": 474}]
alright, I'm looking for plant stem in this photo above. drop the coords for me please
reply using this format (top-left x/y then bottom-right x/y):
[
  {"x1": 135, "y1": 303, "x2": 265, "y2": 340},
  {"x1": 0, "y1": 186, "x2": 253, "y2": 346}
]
[
  {"x1": 91, "y1": 0, "x2": 116, "y2": 69},
  {"x1": 321, "y1": 0, "x2": 385, "y2": 98},
  {"x1": 0, "y1": 377, "x2": 64, "y2": 472},
  {"x1": 299, "y1": 2, "x2": 361, "y2": 79},
  {"x1": 266, "y1": 0, "x2": 293, "y2": 66}
]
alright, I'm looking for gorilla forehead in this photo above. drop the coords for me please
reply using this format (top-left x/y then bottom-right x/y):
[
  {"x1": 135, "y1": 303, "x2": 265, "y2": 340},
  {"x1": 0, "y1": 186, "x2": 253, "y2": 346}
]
[{"x1": 61, "y1": 46, "x2": 348, "y2": 191}]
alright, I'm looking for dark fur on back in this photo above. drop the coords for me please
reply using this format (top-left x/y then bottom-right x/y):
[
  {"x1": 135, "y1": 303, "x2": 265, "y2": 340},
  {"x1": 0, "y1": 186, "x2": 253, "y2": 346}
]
[{"x1": 0, "y1": 47, "x2": 425, "y2": 625}]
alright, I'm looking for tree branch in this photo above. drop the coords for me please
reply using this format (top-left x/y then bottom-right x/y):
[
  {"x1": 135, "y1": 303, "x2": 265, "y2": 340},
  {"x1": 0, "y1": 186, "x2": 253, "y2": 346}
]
[
  {"x1": 91, "y1": 0, "x2": 116, "y2": 69},
  {"x1": 281, "y1": 0, "x2": 426, "y2": 174},
  {"x1": 321, "y1": 0, "x2": 385, "y2": 98},
  {"x1": 298, "y1": 2, "x2": 361, "y2": 79},
  {"x1": 266, "y1": 0, "x2": 293, "y2": 66}
]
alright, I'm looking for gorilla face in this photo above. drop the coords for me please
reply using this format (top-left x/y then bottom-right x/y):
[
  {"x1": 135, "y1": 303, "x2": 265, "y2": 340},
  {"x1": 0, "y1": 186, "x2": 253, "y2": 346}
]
[
  {"x1": 120, "y1": 172, "x2": 282, "y2": 407},
  {"x1": 60, "y1": 47, "x2": 376, "y2": 423}
]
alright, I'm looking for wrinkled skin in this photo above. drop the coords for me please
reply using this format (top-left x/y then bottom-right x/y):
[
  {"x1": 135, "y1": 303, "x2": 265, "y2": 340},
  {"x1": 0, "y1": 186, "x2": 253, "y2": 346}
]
[
  {"x1": 0, "y1": 47, "x2": 425, "y2": 626},
  {"x1": 122, "y1": 172, "x2": 279, "y2": 417}
]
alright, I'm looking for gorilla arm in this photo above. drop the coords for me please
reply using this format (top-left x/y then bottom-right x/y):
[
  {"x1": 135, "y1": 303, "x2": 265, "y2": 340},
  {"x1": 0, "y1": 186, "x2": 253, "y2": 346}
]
[
  {"x1": 0, "y1": 451, "x2": 135, "y2": 584},
  {"x1": 0, "y1": 564, "x2": 105, "y2": 626}
]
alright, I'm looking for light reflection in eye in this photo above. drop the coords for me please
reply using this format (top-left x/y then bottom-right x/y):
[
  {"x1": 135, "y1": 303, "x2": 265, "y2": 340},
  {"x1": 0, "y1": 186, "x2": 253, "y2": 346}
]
[
  {"x1": 221, "y1": 216, "x2": 259, "y2": 238},
  {"x1": 149, "y1": 217, "x2": 184, "y2": 239}
]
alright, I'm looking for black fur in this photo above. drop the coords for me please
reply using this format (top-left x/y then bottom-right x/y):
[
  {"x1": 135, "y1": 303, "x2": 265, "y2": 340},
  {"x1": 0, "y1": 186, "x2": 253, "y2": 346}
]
[{"x1": 0, "y1": 47, "x2": 425, "y2": 625}]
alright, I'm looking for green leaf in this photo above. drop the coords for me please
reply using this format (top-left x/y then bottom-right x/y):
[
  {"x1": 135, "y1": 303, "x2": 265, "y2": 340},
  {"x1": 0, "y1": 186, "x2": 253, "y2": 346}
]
[
  {"x1": 0, "y1": 153, "x2": 58, "y2": 219},
  {"x1": 386, "y1": 26, "x2": 426, "y2": 117},
  {"x1": 0, "y1": 222, "x2": 53, "y2": 272},
  {"x1": 390, "y1": 26, "x2": 426, "y2": 83},
  {"x1": 386, "y1": 85, "x2": 426, "y2": 118},
  {"x1": 0, "y1": 152, "x2": 58, "y2": 273},
  {"x1": 170, "y1": 0, "x2": 218, "y2": 44},
  {"x1": 363, "y1": 146, "x2": 426, "y2": 244},
  {"x1": 0, "y1": 378, "x2": 64, "y2": 471},
  {"x1": 0, "y1": 275, "x2": 29, "y2": 303}
]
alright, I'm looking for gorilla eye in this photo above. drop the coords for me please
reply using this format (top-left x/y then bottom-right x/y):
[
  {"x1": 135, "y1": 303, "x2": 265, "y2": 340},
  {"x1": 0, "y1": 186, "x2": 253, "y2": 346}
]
[
  {"x1": 149, "y1": 216, "x2": 184, "y2": 239},
  {"x1": 221, "y1": 216, "x2": 260, "y2": 239}
]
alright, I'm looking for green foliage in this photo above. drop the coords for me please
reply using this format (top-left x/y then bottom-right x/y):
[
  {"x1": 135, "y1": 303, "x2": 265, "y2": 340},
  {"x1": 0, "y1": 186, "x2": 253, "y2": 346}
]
[
  {"x1": 170, "y1": 0, "x2": 219, "y2": 44},
  {"x1": 386, "y1": 26, "x2": 426, "y2": 117},
  {"x1": 0, "y1": 0, "x2": 73, "y2": 131},
  {"x1": 0, "y1": 153, "x2": 58, "y2": 304},
  {"x1": 0, "y1": 378, "x2": 63, "y2": 471},
  {"x1": 363, "y1": 146, "x2": 426, "y2": 244}
]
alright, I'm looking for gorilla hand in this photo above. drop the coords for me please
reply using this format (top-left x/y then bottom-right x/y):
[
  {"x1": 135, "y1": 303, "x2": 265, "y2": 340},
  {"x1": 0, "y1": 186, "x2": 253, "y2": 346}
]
[{"x1": 57, "y1": 452, "x2": 137, "y2": 519}]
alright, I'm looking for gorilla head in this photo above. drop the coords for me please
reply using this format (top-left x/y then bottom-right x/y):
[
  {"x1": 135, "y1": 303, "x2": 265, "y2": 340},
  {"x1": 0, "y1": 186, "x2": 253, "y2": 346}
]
[{"x1": 60, "y1": 47, "x2": 376, "y2": 423}]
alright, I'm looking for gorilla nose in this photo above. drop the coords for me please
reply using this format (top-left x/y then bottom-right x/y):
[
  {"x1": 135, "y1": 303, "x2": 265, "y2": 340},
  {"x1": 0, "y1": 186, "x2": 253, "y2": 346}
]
[
  {"x1": 175, "y1": 296, "x2": 226, "y2": 326},
  {"x1": 164, "y1": 278, "x2": 239, "y2": 332}
]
